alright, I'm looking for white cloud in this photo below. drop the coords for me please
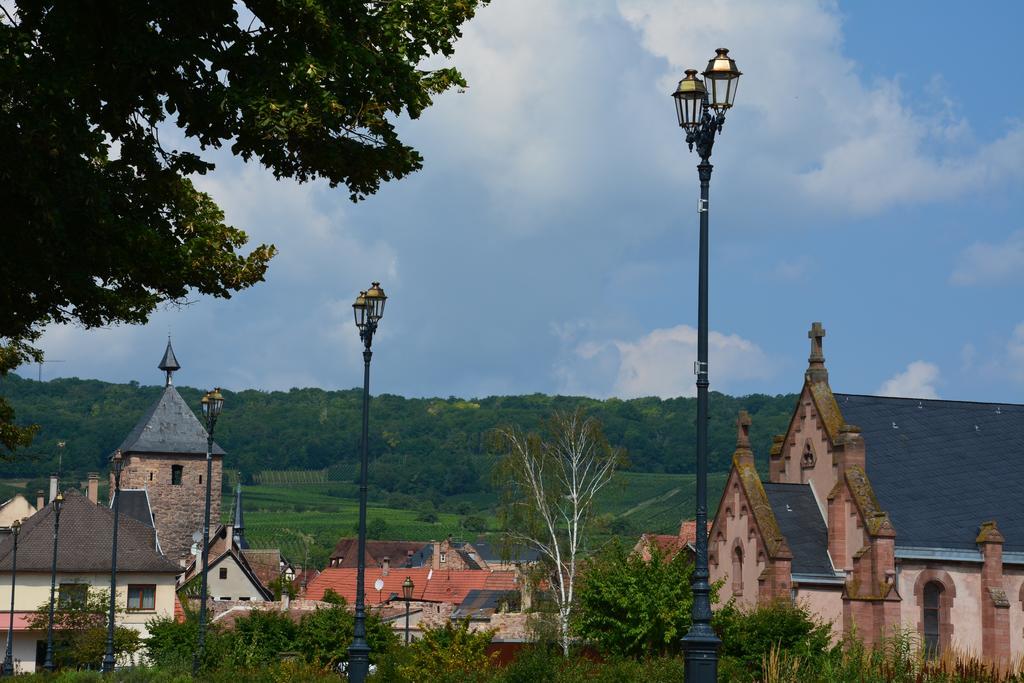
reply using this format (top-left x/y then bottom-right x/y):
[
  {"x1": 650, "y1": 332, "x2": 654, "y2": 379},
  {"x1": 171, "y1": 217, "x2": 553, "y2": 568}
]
[
  {"x1": 878, "y1": 361, "x2": 941, "y2": 399},
  {"x1": 950, "y1": 230, "x2": 1024, "y2": 285},
  {"x1": 617, "y1": 0, "x2": 1024, "y2": 215},
  {"x1": 1006, "y1": 324, "x2": 1024, "y2": 382},
  {"x1": 557, "y1": 324, "x2": 774, "y2": 399}
]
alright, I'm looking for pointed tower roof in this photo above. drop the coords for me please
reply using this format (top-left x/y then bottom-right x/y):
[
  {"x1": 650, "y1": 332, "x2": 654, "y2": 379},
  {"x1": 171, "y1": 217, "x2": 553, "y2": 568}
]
[
  {"x1": 118, "y1": 386, "x2": 226, "y2": 456},
  {"x1": 232, "y1": 482, "x2": 248, "y2": 549},
  {"x1": 159, "y1": 338, "x2": 181, "y2": 387}
]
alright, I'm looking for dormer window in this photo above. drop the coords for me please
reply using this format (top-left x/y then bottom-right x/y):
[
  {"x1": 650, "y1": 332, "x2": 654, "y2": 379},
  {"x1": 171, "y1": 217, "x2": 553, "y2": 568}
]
[{"x1": 440, "y1": 552, "x2": 447, "y2": 564}]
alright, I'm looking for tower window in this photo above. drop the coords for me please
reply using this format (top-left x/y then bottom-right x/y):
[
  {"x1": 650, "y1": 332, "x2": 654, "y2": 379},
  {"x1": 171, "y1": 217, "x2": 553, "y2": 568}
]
[
  {"x1": 199, "y1": 474, "x2": 203, "y2": 484},
  {"x1": 149, "y1": 472, "x2": 153, "y2": 481},
  {"x1": 171, "y1": 465, "x2": 183, "y2": 486}
]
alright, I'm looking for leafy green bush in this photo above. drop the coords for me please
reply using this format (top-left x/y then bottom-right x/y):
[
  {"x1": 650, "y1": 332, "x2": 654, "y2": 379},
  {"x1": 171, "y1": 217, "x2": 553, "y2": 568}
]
[
  {"x1": 572, "y1": 538, "x2": 695, "y2": 658},
  {"x1": 714, "y1": 598, "x2": 832, "y2": 677}
]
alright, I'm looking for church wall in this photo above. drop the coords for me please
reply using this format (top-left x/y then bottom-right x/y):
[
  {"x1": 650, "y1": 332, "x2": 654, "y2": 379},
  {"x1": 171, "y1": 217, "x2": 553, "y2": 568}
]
[
  {"x1": 777, "y1": 388, "x2": 835, "y2": 507},
  {"x1": 709, "y1": 474, "x2": 766, "y2": 609},
  {"x1": 1006, "y1": 569, "x2": 1024, "y2": 658},
  {"x1": 796, "y1": 586, "x2": 843, "y2": 635},
  {"x1": 119, "y1": 453, "x2": 223, "y2": 565},
  {"x1": 898, "y1": 561, "x2": 983, "y2": 656}
]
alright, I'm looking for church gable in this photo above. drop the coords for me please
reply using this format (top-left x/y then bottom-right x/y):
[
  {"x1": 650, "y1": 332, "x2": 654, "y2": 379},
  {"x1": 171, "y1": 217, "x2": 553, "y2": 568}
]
[{"x1": 710, "y1": 412, "x2": 792, "y2": 605}]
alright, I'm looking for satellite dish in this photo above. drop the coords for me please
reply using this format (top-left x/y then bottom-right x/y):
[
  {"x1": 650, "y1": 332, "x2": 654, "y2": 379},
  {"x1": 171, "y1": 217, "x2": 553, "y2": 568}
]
[
  {"x1": 373, "y1": 578, "x2": 384, "y2": 592},
  {"x1": 192, "y1": 531, "x2": 202, "y2": 543}
]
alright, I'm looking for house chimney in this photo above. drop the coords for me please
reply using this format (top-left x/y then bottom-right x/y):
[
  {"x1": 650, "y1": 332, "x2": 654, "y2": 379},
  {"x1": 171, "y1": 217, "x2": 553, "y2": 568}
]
[
  {"x1": 87, "y1": 472, "x2": 99, "y2": 504},
  {"x1": 382, "y1": 557, "x2": 390, "y2": 576},
  {"x1": 36, "y1": 490, "x2": 45, "y2": 511},
  {"x1": 432, "y1": 541, "x2": 441, "y2": 570},
  {"x1": 49, "y1": 473, "x2": 57, "y2": 504}
]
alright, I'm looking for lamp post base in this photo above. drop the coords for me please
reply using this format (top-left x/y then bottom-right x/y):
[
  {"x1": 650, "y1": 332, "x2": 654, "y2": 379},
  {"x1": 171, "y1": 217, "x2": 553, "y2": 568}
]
[
  {"x1": 682, "y1": 630, "x2": 721, "y2": 683},
  {"x1": 2, "y1": 656, "x2": 13, "y2": 676},
  {"x1": 347, "y1": 641, "x2": 370, "y2": 682}
]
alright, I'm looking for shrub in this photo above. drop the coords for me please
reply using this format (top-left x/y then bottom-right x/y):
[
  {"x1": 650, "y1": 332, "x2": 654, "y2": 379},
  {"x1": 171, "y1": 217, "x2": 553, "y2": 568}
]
[
  {"x1": 714, "y1": 599, "x2": 832, "y2": 677},
  {"x1": 393, "y1": 620, "x2": 496, "y2": 682}
]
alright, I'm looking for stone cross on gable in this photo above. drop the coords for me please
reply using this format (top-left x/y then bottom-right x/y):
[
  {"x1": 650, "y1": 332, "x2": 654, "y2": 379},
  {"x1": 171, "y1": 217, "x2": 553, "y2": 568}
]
[
  {"x1": 808, "y1": 322, "x2": 826, "y2": 361},
  {"x1": 736, "y1": 410, "x2": 752, "y2": 449}
]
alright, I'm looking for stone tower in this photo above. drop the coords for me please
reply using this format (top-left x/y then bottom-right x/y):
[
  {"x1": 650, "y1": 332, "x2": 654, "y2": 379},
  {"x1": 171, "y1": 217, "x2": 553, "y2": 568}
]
[{"x1": 112, "y1": 339, "x2": 224, "y2": 565}]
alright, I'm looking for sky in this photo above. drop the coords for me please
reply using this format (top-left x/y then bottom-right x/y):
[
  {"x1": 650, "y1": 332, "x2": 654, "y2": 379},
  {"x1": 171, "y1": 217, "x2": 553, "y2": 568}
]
[{"x1": 19, "y1": 0, "x2": 1024, "y2": 404}]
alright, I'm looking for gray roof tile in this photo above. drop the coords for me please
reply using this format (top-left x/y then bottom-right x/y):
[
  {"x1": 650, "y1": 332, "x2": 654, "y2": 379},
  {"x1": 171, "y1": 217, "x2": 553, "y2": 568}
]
[
  {"x1": 0, "y1": 490, "x2": 180, "y2": 574},
  {"x1": 118, "y1": 385, "x2": 224, "y2": 456},
  {"x1": 763, "y1": 482, "x2": 833, "y2": 575},
  {"x1": 836, "y1": 394, "x2": 1024, "y2": 552}
]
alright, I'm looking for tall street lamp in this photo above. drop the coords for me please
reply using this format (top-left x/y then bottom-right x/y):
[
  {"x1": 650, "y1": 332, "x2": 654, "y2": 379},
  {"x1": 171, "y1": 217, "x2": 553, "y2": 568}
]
[
  {"x1": 347, "y1": 281, "x2": 387, "y2": 683},
  {"x1": 671, "y1": 47, "x2": 741, "y2": 683},
  {"x1": 102, "y1": 451, "x2": 124, "y2": 673},
  {"x1": 43, "y1": 491, "x2": 64, "y2": 672},
  {"x1": 2, "y1": 519, "x2": 22, "y2": 676},
  {"x1": 194, "y1": 388, "x2": 224, "y2": 676},
  {"x1": 402, "y1": 576, "x2": 413, "y2": 645}
]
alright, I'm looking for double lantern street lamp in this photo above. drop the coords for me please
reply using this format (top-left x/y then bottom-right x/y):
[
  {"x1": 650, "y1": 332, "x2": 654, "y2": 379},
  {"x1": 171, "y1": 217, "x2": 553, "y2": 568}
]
[
  {"x1": 2, "y1": 519, "x2": 22, "y2": 676},
  {"x1": 102, "y1": 451, "x2": 124, "y2": 673},
  {"x1": 671, "y1": 47, "x2": 742, "y2": 683},
  {"x1": 347, "y1": 282, "x2": 387, "y2": 683},
  {"x1": 194, "y1": 388, "x2": 225, "y2": 676},
  {"x1": 402, "y1": 576, "x2": 414, "y2": 645},
  {"x1": 43, "y1": 491, "x2": 64, "y2": 672}
]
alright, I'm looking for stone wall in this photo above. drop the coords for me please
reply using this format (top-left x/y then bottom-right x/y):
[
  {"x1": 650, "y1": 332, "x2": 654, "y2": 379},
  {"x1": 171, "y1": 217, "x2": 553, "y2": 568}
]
[{"x1": 118, "y1": 452, "x2": 223, "y2": 565}]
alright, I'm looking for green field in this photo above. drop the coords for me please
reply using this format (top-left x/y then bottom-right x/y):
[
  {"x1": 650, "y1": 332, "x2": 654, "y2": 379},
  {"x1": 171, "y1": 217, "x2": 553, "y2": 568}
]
[
  {"x1": 1, "y1": 468, "x2": 730, "y2": 570},
  {"x1": 223, "y1": 469, "x2": 730, "y2": 568}
]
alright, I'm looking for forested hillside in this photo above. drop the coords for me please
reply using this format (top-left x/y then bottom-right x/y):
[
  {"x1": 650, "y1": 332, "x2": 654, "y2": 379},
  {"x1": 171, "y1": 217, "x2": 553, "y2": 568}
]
[{"x1": 0, "y1": 373, "x2": 797, "y2": 504}]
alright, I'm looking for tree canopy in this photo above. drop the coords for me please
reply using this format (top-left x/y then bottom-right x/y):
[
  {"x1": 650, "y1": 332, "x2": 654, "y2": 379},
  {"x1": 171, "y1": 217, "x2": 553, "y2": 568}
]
[{"x1": 0, "y1": 0, "x2": 488, "y2": 450}]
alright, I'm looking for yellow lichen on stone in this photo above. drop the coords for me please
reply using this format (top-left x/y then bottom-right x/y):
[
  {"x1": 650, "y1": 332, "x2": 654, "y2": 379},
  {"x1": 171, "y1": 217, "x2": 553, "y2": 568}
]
[
  {"x1": 844, "y1": 465, "x2": 894, "y2": 537},
  {"x1": 808, "y1": 380, "x2": 845, "y2": 442},
  {"x1": 734, "y1": 456, "x2": 791, "y2": 559}
]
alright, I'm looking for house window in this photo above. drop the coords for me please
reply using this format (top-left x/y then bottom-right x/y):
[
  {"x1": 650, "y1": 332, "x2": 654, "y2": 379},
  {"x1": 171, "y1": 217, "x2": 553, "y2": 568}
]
[
  {"x1": 732, "y1": 547, "x2": 743, "y2": 596},
  {"x1": 58, "y1": 583, "x2": 88, "y2": 609},
  {"x1": 171, "y1": 465, "x2": 183, "y2": 485},
  {"x1": 127, "y1": 585, "x2": 156, "y2": 611},
  {"x1": 219, "y1": 568, "x2": 228, "y2": 580},
  {"x1": 923, "y1": 581, "x2": 943, "y2": 657}
]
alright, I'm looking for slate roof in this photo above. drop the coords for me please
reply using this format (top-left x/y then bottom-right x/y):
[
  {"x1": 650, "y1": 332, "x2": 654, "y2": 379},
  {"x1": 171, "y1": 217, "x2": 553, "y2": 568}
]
[
  {"x1": 835, "y1": 394, "x2": 1024, "y2": 553},
  {"x1": 763, "y1": 483, "x2": 834, "y2": 576},
  {"x1": 471, "y1": 542, "x2": 540, "y2": 565},
  {"x1": 0, "y1": 490, "x2": 180, "y2": 574},
  {"x1": 451, "y1": 589, "x2": 519, "y2": 620},
  {"x1": 112, "y1": 489, "x2": 154, "y2": 529},
  {"x1": 118, "y1": 385, "x2": 225, "y2": 456}
]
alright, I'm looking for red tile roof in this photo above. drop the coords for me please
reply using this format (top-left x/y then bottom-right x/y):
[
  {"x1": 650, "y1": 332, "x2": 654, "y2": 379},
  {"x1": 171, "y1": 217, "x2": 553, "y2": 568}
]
[
  {"x1": 305, "y1": 567, "x2": 517, "y2": 607},
  {"x1": 0, "y1": 611, "x2": 38, "y2": 631},
  {"x1": 173, "y1": 595, "x2": 186, "y2": 623}
]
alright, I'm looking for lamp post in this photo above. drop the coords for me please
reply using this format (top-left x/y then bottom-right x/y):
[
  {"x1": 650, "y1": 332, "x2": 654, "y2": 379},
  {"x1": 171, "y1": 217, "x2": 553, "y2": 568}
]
[
  {"x1": 2, "y1": 519, "x2": 22, "y2": 676},
  {"x1": 43, "y1": 491, "x2": 64, "y2": 672},
  {"x1": 194, "y1": 388, "x2": 224, "y2": 676},
  {"x1": 402, "y1": 577, "x2": 413, "y2": 645},
  {"x1": 347, "y1": 281, "x2": 387, "y2": 683},
  {"x1": 671, "y1": 47, "x2": 741, "y2": 683},
  {"x1": 102, "y1": 451, "x2": 124, "y2": 672}
]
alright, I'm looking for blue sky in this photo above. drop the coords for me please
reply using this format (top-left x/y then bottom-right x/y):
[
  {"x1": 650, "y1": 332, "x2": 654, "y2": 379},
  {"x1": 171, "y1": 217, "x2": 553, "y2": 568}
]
[{"x1": 22, "y1": 0, "x2": 1024, "y2": 403}]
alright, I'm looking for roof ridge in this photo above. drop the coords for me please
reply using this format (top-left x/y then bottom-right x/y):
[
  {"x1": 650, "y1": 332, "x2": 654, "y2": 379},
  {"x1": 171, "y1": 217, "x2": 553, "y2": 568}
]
[{"x1": 835, "y1": 393, "x2": 1024, "y2": 408}]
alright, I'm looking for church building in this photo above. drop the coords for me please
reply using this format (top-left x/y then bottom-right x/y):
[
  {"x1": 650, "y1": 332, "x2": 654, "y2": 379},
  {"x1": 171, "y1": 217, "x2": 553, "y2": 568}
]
[
  {"x1": 111, "y1": 340, "x2": 224, "y2": 566},
  {"x1": 710, "y1": 323, "x2": 1024, "y2": 661}
]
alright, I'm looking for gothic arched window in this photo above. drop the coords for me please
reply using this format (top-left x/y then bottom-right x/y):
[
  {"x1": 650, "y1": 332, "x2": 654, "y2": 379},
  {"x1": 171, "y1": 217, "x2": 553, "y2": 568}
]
[
  {"x1": 923, "y1": 581, "x2": 943, "y2": 657},
  {"x1": 732, "y1": 546, "x2": 744, "y2": 596}
]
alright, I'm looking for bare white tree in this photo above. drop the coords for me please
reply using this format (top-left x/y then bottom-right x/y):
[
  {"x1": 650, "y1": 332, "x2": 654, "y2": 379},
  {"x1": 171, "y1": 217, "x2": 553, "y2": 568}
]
[{"x1": 495, "y1": 410, "x2": 623, "y2": 655}]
